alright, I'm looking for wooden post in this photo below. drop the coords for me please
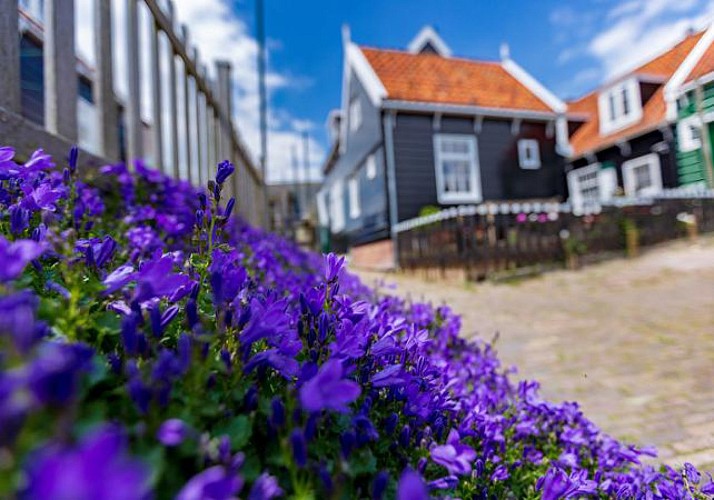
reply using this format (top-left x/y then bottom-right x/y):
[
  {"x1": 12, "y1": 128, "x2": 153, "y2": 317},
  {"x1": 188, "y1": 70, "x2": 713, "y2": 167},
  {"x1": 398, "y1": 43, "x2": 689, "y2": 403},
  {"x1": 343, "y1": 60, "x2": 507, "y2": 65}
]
[
  {"x1": 44, "y1": 0, "x2": 78, "y2": 142},
  {"x1": 94, "y1": 0, "x2": 119, "y2": 161},
  {"x1": 194, "y1": 52, "x2": 204, "y2": 187},
  {"x1": 206, "y1": 104, "x2": 215, "y2": 179},
  {"x1": 149, "y1": 20, "x2": 164, "y2": 171},
  {"x1": 216, "y1": 61, "x2": 233, "y2": 196},
  {"x1": 124, "y1": 0, "x2": 142, "y2": 166},
  {"x1": 181, "y1": 25, "x2": 193, "y2": 184},
  {"x1": 165, "y1": 1, "x2": 179, "y2": 178},
  {"x1": 0, "y1": 0, "x2": 21, "y2": 113}
]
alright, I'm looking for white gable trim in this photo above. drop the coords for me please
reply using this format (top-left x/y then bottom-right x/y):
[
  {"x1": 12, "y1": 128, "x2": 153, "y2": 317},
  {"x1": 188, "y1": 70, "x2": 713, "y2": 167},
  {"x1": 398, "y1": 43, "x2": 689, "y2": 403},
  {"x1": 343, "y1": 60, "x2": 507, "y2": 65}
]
[
  {"x1": 501, "y1": 58, "x2": 567, "y2": 113},
  {"x1": 345, "y1": 43, "x2": 388, "y2": 107},
  {"x1": 664, "y1": 22, "x2": 714, "y2": 118},
  {"x1": 407, "y1": 26, "x2": 452, "y2": 57}
]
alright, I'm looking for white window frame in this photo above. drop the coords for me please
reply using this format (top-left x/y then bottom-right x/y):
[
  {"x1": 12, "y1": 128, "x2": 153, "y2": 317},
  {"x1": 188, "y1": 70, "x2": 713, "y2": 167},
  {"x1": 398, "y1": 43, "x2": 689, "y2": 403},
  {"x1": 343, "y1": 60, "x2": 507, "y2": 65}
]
[
  {"x1": 433, "y1": 133, "x2": 482, "y2": 204},
  {"x1": 517, "y1": 139, "x2": 541, "y2": 169},
  {"x1": 567, "y1": 164, "x2": 601, "y2": 206},
  {"x1": 348, "y1": 175, "x2": 361, "y2": 219},
  {"x1": 329, "y1": 180, "x2": 345, "y2": 233},
  {"x1": 622, "y1": 153, "x2": 662, "y2": 197},
  {"x1": 365, "y1": 154, "x2": 377, "y2": 180},
  {"x1": 349, "y1": 98, "x2": 362, "y2": 133},
  {"x1": 316, "y1": 190, "x2": 328, "y2": 226},
  {"x1": 678, "y1": 115, "x2": 702, "y2": 153},
  {"x1": 598, "y1": 78, "x2": 643, "y2": 135}
]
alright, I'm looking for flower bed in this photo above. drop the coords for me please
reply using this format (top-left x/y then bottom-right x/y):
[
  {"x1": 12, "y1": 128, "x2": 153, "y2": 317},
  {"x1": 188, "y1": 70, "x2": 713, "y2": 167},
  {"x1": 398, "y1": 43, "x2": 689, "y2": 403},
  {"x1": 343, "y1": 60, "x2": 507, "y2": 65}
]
[{"x1": 0, "y1": 145, "x2": 712, "y2": 499}]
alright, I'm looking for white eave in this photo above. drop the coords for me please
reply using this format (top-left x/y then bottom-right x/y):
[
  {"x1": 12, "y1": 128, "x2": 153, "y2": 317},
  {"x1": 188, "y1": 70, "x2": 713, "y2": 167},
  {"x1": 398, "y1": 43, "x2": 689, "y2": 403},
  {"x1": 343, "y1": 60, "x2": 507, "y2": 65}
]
[
  {"x1": 345, "y1": 43, "x2": 388, "y2": 107},
  {"x1": 501, "y1": 57, "x2": 567, "y2": 114},
  {"x1": 665, "y1": 22, "x2": 714, "y2": 101}
]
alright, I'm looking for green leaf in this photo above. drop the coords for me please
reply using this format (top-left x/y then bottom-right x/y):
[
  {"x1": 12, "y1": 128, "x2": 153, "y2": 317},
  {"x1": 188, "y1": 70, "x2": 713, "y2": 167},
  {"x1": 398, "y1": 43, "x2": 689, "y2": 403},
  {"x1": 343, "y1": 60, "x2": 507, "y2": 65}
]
[{"x1": 214, "y1": 415, "x2": 252, "y2": 449}]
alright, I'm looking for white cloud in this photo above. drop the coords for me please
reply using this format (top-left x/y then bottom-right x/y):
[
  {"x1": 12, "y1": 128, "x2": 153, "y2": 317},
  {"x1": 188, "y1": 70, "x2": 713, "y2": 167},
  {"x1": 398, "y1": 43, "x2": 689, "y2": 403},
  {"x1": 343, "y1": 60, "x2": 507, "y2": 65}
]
[
  {"x1": 588, "y1": 0, "x2": 714, "y2": 79},
  {"x1": 74, "y1": 0, "x2": 322, "y2": 184}
]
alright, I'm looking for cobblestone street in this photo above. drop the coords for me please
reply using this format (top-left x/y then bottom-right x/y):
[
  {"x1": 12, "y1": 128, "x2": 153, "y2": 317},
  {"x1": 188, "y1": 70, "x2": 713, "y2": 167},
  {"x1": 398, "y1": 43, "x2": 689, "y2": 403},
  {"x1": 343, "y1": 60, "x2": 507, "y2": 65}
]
[{"x1": 358, "y1": 237, "x2": 714, "y2": 471}]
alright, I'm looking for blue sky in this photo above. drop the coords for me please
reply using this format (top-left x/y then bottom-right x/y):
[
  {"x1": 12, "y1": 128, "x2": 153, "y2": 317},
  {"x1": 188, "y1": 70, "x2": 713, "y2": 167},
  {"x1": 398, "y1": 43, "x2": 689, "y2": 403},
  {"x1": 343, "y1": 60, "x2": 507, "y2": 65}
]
[{"x1": 170, "y1": 0, "x2": 714, "y2": 183}]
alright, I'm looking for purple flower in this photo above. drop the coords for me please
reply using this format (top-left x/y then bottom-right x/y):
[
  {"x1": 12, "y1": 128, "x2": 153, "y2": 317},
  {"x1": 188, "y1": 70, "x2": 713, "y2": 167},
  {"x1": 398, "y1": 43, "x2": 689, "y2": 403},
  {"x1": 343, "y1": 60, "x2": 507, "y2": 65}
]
[
  {"x1": 216, "y1": 160, "x2": 235, "y2": 185},
  {"x1": 372, "y1": 471, "x2": 389, "y2": 500},
  {"x1": 0, "y1": 291, "x2": 46, "y2": 353},
  {"x1": 248, "y1": 473, "x2": 283, "y2": 500},
  {"x1": 324, "y1": 253, "x2": 345, "y2": 282},
  {"x1": 103, "y1": 263, "x2": 136, "y2": 294},
  {"x1": 430, "y1": 429, "x2": 477, "y2": 476},
  {"x1": 133, "y1": 256, "x2": 193, "y2": 303},
  {"x1": 157, "y1": 418, "x2": 188, "y2": 446},
  {"x1": 22, "y1": 425, "x2": 151, "y2": 499},
  {"x1": 299, "y1": 359, "x2": 361, "y2": 413},
  {"x1": 9, "y1": 205, "x2": 30, "y2": 234},
  {"x1": 0, "y1": 236, "x2": 46, "y2": 282},
  {"x1": 28, "y1": 342, "x2": 94, "y2": 406},
  {"x1": 68, "y1": 145, "x2": 79, "y2": 173},
  {"x1": 177, "y1": 465, "x2": 243, "y2": 500},
  {"x1": 290, "y1": 429, "x2": 307, "y2": 468},
  {"x1": 397, "y1": 468, "x2": 428, "y2": 500}
]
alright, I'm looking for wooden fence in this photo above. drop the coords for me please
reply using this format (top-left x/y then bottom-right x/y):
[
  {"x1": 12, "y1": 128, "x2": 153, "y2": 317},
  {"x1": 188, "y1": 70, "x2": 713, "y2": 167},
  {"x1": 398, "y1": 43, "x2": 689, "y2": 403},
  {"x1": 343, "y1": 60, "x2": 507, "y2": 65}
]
[
  {"x1": 0, "y1": 0, "x2": 265, "y2": 227},
  {"x1": 395, "y1": 196, "x2": 714, "y2": 280}
]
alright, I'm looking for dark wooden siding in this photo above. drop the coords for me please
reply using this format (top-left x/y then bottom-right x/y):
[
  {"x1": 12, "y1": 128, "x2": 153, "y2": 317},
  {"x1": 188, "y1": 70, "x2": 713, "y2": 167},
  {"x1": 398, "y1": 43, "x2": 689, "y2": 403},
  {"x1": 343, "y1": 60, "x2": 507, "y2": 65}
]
[
  {"x1": 323, "y1": 68, "x2": 388, "y2": 247},
  {"x1": 569, "y1": 128, "x2": 678, "y2": 189},
  {"x1": 392, "y1": 113, "x2": 567, "y2": 222}
]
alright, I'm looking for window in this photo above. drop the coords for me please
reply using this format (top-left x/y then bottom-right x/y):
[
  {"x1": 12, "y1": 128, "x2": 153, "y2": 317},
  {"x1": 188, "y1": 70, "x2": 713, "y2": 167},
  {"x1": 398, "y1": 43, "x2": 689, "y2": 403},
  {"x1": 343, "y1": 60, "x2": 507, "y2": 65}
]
[
  {"x1": 518, "y1": 139, "x2": 541, "y2": 169},
  {"x1": 329, "y1": 180, "x2": 345, "y2": 232},
  {"x1": 433, "y1": 134, "x2": 481, "y2": 203},
  {"x1": 349, "y1": 99, "x2": 362, "y2": 132},
  {"x1": 598, "y1": 78, "x2": 642, "y2": 135},
  {"x1": 365, "y1": 154, "x2": 377, "y2": 180},
  {"x1": 348, "y1": 175, "x2": 361, "y2": 219},
  {"x1": 568, "y1": 165, "x2": 601, "y2": 205},
  {"x1": 622, "y1": 154, "x2": 662, "y2": 197},
  {"x1": 678, "y1": 115, "x2": 702, "y2": 152}
]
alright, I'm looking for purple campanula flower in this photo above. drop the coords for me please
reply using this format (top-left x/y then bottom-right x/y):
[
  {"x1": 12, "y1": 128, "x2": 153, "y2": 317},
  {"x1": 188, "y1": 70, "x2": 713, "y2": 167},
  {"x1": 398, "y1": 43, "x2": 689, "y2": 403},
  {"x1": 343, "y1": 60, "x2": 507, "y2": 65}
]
[
  {"x1": 290, "y1": 429, "x2": 307, "y2": 468},
  {"x1": 248, "y1": 473, "x2": 283, "y2": 500},
  {"x1": 270, "y1": 397, "x2": 285, "y2": 429},
  {"x1": 339, "y1": 430, "x2": 355, "y2": 459},
  {"x1": 244, "y1": 349, "x2": 299, "y2": 380},
  {"x1": 298, "y1": 358, "x2": 361, "y2": 413},
  {"x1": 491, "y1": 465, "x2": 509, "y2": 481},
  {"x1": 372, "y1": 471, "x2": 389, "y2": 500},
  {"x1": 684, "y1": 462, "x2": 701, "y2": 484},
  {"x1": 21, "y1": 182, "x2": 64, "y2": 212},
  {"x1": 324, "y1": 253, "x2": 345, "y2": 282},
  {"x1": 428, "y1": 475, "x2": 459, "y2": 490},
  {"x1": 177, "y1": 465, "x2": 243, "y2": 500},
  {"x1": 103, "y1": 263, "x2": 136, "y2": 295},
  {"x1": 9, "y1": 205, "x2": 30, "y2": 234},
  {"x1": 371, "y1": 364, "x2": 407, "y2": 388},
  {"x1": 133, "y1": 256, "x2": 193, "y2": 303},
  {"x1": 224, "y1": 197, "x2": 236, "y2": 218},
  {"x1": 28, "y1": 342, "x2": 94, "y2": 406},
  {"x1": 157, "y1": 418, "x2": 188, "y2": 446},
  {"x1": 23, "y1": 148, "x2": 55, "y2": 173},
  {"x1": 0, "y1": 291, "x2": 46, "y2": 354},
  {"x1": 397, "y1": 468, "x2": 428, "y2": 500},
  {"x1": 68, "y1": 145, "x2": 79, "y2": 173},
  {"x1": 216, "y1": 160, "x2": 235, "y2": 185},
  {"x1": 430, "y1": 429, "x2": 477, "y2": 476},
  {"x1": 22, "y1": 425, "x2": 151, "y2": 500},
  {"x1": 0, "y1": 236, "x2": 46, "y2": 282}
]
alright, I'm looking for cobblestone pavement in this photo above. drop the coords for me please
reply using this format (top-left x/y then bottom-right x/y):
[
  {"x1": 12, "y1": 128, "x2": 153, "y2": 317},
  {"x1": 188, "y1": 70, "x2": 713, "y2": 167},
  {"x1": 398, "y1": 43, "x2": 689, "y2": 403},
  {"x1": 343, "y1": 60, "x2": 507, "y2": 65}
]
[{"x1": 357, "y1": 237, "x2": 714, "y2": 471}]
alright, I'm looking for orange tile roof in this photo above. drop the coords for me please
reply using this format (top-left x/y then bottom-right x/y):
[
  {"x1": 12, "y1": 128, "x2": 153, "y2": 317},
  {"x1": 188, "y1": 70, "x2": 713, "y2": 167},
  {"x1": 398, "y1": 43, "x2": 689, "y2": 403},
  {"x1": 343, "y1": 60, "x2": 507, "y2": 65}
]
[
  {"x1": 360, "y1": 47, "x2": 553, "y2": 112},
  {"x1": 568, "y1": 31, "x2": 704, "y2": 158},
  {"x1": 685, "y1": 39, "x2": 714, "y2": 83}
]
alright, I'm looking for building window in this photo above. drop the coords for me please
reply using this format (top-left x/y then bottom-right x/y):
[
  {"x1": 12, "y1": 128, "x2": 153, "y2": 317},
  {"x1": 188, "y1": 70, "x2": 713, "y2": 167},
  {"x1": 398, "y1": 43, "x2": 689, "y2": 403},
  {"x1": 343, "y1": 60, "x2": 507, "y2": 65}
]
[
  {"x1": 365, "y1": 154, "x2": 377, "y2": 180},
  {"x1": 348, "y1": 175, "x2": 361, "y2": 219},
  {"x1": 568, "y1": 165, "x2": 601, "y2": 205},
  {"x1": 678, "y1": 115, "x2": 702, "y2": 152},
  {"x1": 622, "y1": 154, "x2": 662, "y2": 197},
  {"x1": 518, "y1": 139, "x2": 541, "y2": 169},
  {"x1": 329, "y1": 180, "x2": 345, "y2": 232},
  {"x1": 349, "y1": 98, "x2": 362, "y2": 132},
  {"x1": 433, "y1": 134, "x2": 482, "y2": 204},
  {"x1": 598, "y1": 78, "x2": 642, "y2": 135}
]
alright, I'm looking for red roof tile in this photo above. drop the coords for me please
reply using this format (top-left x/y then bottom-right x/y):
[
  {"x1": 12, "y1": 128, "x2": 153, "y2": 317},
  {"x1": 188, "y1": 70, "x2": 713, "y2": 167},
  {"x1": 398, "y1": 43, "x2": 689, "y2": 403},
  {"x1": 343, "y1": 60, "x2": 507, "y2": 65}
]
[
  {"x1": 569, "y1": 31, "x2": 704, "y2": 158},
  {"x1": 360, "y1": 47, "x2": 553, "y2": 112}
]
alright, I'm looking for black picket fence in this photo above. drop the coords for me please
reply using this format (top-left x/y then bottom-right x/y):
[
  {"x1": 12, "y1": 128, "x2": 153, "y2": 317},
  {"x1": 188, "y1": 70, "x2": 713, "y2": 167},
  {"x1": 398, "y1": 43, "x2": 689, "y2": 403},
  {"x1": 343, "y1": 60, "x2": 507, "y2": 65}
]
[{"x1": 396, "y1": 197, "x2": 714, "y2": 280}]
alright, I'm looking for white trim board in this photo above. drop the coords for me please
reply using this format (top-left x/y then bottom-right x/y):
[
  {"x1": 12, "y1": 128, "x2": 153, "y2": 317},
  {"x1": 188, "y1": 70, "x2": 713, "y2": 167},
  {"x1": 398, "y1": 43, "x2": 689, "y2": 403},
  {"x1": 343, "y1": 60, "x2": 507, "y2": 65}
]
[
  {"x1": 501, "y1": 58, "x2": 567, "y2": 113},
  {"x1": 665, "y1": 22, "x2": 714, "y2": 102},
  {"x1": 382, "y1": 100, "x2": 559, "y2": 121},
  {"x1": 407, "y1": 26, "x2": 452, "y2": 57},
  {"x1": 345, "y1": 43, "x2": 388, "y2": 107}
]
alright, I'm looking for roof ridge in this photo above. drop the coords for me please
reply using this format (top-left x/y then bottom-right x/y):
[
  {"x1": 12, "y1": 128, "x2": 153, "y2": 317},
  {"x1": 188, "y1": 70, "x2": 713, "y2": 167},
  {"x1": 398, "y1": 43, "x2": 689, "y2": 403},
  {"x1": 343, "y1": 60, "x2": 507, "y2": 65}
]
[
  {"x1": 566, "y1": 28, "x2": 706, "y2": 105},
  {"x1": 358, "y1": 45, "x2": 502, "y2": 65}
]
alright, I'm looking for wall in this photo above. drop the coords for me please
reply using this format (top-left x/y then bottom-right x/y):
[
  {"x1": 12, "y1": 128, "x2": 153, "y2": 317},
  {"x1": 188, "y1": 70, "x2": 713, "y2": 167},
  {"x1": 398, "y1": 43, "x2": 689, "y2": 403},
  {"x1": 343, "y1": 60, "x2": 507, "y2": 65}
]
[
  {"x1": 676, "y1": 83, "x2": 714, "y2": 186},
  {"x1": 391, "y1": 113, "x2": 566, "y2": 222}
]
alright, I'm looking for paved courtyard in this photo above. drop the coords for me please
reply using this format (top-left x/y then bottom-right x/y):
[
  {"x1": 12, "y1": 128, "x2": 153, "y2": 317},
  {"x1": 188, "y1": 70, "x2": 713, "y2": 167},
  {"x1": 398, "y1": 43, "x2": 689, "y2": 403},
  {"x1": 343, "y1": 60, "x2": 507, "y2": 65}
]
[{"x1": 358, "y1": 237, "x2": 714, "y2": 471}]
